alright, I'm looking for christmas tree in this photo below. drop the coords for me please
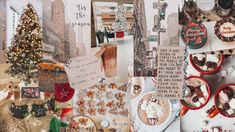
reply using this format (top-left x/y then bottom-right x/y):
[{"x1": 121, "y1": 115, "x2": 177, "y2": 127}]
[
  {"x1": 6, "y1": 3, "x2": 43, "y2": 84},
  {"x1": 113, "y1": 6, "x2": 128, "y2": 32}
]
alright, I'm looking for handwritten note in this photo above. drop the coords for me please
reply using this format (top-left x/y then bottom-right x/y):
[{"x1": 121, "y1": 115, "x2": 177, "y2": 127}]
[
  {"x1": 156, "y1": 46, "x2": 185, "y2": 99},
  {"x1": 65, "y1": 55, "x2": 102, "y2": 89}
]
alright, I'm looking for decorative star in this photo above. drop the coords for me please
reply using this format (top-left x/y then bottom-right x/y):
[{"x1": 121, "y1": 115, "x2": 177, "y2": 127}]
[
  {"x1": 60, "y1": 88, "x2": 68, "y2": 99},
  {"x1": 37, "y1": 108, "x2": 44, "y2": 116}
]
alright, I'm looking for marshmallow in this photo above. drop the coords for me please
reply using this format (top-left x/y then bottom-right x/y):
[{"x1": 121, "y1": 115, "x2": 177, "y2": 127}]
[
  {"x1": 229, "y1": 98, "x2": 235, "y2": 109},
  {"x1": 141, "y1": 100, "x2": 148, "y2": 110},
  {"x1": 194, "y1": 54, "x2": 206, "y2": 61},
  {"x1": 226, "y1": 108, "x2": 234, "y2": 115},
  {"x1": 184, "y1": 87, "x2": 191, "y2": 97},
  {"x1": 195, "y1": 101, "x2": 202, "y2": 107},
  {"x1": 207, "y1": 54, "x2": 219, "y2": 64},
  {"x1": 218, "y1": 104, "x2": 223, "y2": 109},
  {"x1": 200, "y1": 85, "x2": 208, "y2": 96},
  {"x1": 150, "y1": 102, "x2": 163, "y2": 117},
  {"x1": 208, "y1": 128, "x2": 213, "y2": 132},
  {"x1": 202, "y1": 65, "x2": 208, "y2": 71},
  {"x1": 145, "y1": 102, "x2": 163, "y2": 118},
  {"x1": 213, "y1": 128, "x2": 220, "y2": 132},
  {"x1": 199, "y1": 97, "x2": 206, "y2": 104},
  {"x1": 219, "y1": 91, "x2": 229, "y2": 102}
]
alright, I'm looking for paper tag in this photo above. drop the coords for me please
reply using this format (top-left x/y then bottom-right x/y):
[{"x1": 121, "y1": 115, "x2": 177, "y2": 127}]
[
  {"x1": 65, "y1": 55, "x2": 102, "y2": 89},
  {"x1": 21, "y1": 87, "x2": 40, "y2": 98}
]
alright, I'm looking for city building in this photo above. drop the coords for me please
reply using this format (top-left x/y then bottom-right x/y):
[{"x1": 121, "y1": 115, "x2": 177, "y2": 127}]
[
  {"x1": 64, "y1": 24, "x2": 77, "y2": 60},
  {"x1": 52, "y1": 0, "x2": 65, "y2": 41},
  {"x1": 42, "y1": 0, "x2": 58, "y2": 61},
  {"x1": 6, "y1": 0, "x2": 42, "y2": 48},
  {"x1": 133, "y1": 0, "x2": 149, "y2": 76},
  {"x1": 6, "y1": 1, "x2": 20, "y2": 49},
  {"x1": 42, "y1": 0, "x2": 66, "y2": 62},
  {"x1": 0, "y1": 0, "x2": 6, "y2": 63}
]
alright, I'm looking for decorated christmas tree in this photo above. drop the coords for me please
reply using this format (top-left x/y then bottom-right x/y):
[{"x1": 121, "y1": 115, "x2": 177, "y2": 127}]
[
  {"x1": 6, "y1": 3, "x2": 43, "y2": 84},
  {"x1": 113, "y1": 6, "x2": 128, "y2": 32}
]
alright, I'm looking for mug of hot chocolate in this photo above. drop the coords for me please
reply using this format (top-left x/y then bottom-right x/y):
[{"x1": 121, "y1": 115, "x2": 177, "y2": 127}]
[
  {"x1": 183, "y1": 0, "x2": 197, "y2": 16},
  {"x1": 180, "y1": 76, "x2": 211, "y2": 116},
  {"x1": 189, "y1": 53, "x2": 224, "y2": 74},
  {"x1": 216, "y1": 0, "x2": 234, "y2": 17},
  {"x1": 100, "y1": 43, "x2": 117, "y2": 77},
  {"x1": 138, "y1": 92, "x2": 171, "y2": 126},
  {"x1": 207, "y1": 84, "x2": 235, "y2": 118},
  {"x1": 130, "y1": 77, "x2": 144, "y2": 99}
]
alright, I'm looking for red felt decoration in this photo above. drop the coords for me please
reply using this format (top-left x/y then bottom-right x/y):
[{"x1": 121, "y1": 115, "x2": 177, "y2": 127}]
[{"x1": 55, "y1": 83, "x2": 74, "y2": 102}]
